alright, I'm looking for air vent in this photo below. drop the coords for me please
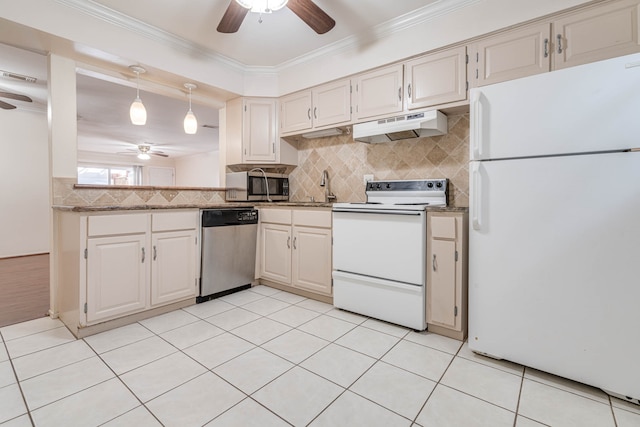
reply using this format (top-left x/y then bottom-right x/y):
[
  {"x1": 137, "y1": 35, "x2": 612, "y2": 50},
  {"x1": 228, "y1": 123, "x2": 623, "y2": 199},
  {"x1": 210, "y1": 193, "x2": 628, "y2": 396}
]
[{"x1": 0, "y1": 70, "x2": 37, "y2": 83}]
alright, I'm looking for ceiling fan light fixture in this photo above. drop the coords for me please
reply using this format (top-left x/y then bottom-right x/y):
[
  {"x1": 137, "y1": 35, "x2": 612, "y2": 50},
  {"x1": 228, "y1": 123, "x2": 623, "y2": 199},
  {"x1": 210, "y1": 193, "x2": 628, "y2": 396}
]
[
  {"x1": 128, "y1": 65, "x2": 147, "y2": 126},
  {"x1": 183, "y1": 83, "x2": 198, "y2": 135},
  {"x1": 137, "y1": 152, "x2": 151, "y2": 160},
  {"x1": 235, "y1": 0, "x2": 288, "y2": 13}
]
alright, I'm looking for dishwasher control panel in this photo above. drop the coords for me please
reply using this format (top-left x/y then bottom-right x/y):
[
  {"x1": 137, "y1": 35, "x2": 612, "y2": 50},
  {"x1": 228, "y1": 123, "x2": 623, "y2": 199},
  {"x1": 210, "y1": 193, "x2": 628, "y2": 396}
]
[{"x1": 237, "y1": 210, "x2": 258, "y2": 222}]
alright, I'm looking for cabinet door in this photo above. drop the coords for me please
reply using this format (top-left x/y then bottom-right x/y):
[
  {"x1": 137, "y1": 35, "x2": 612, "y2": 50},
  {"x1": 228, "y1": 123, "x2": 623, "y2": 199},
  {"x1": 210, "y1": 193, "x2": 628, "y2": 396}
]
[
  {"x1": 475, "y1": 23, "x2": 551, "y2": 87},
  {"x1": 292, "y1": 226, "x2": 332, "y2": 295},
  {"x1": 427, "y1": 239, "x2": 458, "y2": 329},
  {"x1": 86, "y1": 234, "x2": 147, "y2": 323},
  {"x1": 260, "y1": 223, "x2": 292, "y2": 284},
  {"x1": 553, "y1": 0, "x2": 640, "y2": 70},
  {"x1": 312, "y1": 79, "x2": 351, "y2": 128},
  {"x1": 353, "y1": 64, "x2": 404, "y2": 120},
  {"x1": 243, "y1": 98, "x2": 277, "y2": 163},
  {"x1": 151, "y1": 230, "x2": 197, "y2": 306},
  {"x1": 405, "y1": 46, "x2": 467, "y2": 110},
  {"x1": 280, "y1": 91, "x2": 312, "y2": 135}
]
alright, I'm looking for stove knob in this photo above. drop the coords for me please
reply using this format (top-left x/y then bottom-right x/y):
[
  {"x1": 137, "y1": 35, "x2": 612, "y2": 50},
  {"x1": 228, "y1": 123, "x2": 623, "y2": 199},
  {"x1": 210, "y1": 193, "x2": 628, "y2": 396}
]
[
  {"x1": 436, "y1": 182, "x2": 443, "y2": 188},
  {"x1": 376, "y1": 184, "x2": 381, "y2": 189},
  {"x1": 427, "y1": 182, "x2": 434, "y2": 188},
  {"x1": 386, "y1": 183, "x2": 391, "y2": 189}
]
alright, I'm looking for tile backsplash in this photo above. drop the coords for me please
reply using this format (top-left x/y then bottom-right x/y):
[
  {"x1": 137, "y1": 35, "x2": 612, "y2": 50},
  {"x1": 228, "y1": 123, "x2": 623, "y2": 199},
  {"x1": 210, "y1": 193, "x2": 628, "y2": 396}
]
[{"x1": 289, "y1": 113, "x2": 469, "y2": 207}]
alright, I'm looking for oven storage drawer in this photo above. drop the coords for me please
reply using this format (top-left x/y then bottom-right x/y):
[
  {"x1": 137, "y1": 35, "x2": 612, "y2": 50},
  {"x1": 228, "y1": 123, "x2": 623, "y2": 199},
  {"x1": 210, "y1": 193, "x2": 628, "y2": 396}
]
[{"x1": 333, "y1": 271, "x2": 426, "y2": 330}]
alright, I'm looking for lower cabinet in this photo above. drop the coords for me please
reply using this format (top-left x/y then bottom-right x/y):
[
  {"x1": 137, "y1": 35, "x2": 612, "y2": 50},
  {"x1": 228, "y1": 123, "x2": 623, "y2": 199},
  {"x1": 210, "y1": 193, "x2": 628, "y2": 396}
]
[
  {"x1": 55, "y1": 209, "x2": 199, "y2": 336},
  {"x1": 259, "y1": 208, "x2": 332, "y2": 298},
  {"x1": 151, "y1": 229, "x2": 197, "y2": 306},
  {"x1": 426, "y1": 211, "x2": 469, "y2": 340},
  {"x1": 86, "y1": 233, "x2": 147, "y2": 323}
]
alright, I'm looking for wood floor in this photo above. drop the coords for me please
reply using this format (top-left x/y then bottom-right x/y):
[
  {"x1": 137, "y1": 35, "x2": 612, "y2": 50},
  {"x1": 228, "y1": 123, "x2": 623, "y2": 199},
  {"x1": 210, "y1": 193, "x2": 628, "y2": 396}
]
[{"x1": 0, "y1": 254, "x2": 50, "y2": 328}]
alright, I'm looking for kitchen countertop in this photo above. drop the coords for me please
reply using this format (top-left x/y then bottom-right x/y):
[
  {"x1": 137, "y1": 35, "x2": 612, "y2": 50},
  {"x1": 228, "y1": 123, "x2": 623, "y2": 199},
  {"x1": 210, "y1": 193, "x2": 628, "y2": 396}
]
[{"x1": 52, "y1": 202, "x2": 468, "y2": 212}]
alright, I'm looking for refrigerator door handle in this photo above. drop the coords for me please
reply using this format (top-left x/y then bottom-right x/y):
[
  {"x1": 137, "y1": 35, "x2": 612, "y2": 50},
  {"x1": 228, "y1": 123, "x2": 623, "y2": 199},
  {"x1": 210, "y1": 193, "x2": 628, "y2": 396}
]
[
  {"x1": 471, "y1": 162, "x2": 482, "y2": 230},
  {"x1": 470, "y1": 90, "x2": 483, "y2": 160}
]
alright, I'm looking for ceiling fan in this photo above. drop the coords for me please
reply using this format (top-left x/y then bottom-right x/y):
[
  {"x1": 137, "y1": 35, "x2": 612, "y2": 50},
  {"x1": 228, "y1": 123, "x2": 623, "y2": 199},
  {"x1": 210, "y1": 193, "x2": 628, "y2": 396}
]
[
  {"x1": 217, "y1": 0, "x2": 335, "y2": 34},
  {"x1": 118, "y1": 144, "x2": 169, "y2": 159},
  {"x1": 0, "y1": 91, "x2": 33, "y2": 110}
]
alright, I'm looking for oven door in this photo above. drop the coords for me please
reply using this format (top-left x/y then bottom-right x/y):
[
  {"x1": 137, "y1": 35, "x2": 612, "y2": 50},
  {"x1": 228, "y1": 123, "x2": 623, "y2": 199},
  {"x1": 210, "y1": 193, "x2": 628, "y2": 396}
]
[{"x1": 332, "y1": 209, "x2": 426, "y2": 285}]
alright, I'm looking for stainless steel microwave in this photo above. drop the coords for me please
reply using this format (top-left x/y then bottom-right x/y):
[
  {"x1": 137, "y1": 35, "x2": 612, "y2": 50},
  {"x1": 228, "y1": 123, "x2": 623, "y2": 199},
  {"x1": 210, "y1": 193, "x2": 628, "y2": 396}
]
[{"x1": 225, "y1": 171, "x2": 289, "y2": 202}]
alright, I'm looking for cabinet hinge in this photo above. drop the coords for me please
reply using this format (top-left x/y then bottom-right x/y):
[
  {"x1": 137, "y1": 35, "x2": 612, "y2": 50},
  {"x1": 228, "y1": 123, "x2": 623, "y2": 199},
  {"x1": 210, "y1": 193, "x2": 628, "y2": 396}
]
[
  {"x1": 195, "y1": 236, "x2": 198, "y2": 245},
  {"x1": 244, "y1": 148, "x2": 247, "y2": 155},
  {"x1": 475, "y1": 69, "x2": 478, "y2": 79},
  {"x1": 84, "y1": 248, "x2": 88, "y2": 259},
  {"x1": 455, "y1": 250, "x2": 459, "y2": 261},
  {"x1": 350, "y1": 106, "x2": 352, "y2": 114},
  {"x1": 244, "y1": 105, "x2": 247, "y2": 112},
  {"x1": 465, "y1": 54, "x2": 469, "y2": 64},
  {"x1": 465, "y1": 81, "x2": 468, "y2": 92},
  {"x1": 272, "y1": 142, "x2": 275, "y2": 154},
  {"x1": 454, "y1": 306, "x2": 458, "y2": 317},
  {"x1": 476, "y1": 52, "x2": 479, "y2": 62},
  {"x1": 83, "y1": 303, "x2": 87, "y2": 314},
  {"x1": 350, "y1": 85, "x2": 352, "y2": 94}
]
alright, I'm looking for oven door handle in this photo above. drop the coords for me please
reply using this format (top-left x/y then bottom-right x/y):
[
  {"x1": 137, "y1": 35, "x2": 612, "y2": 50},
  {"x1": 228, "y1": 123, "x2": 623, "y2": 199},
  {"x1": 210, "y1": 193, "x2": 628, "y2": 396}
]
[{"x1": 332, "y1": 208, "x2": 424, "y2": 216}]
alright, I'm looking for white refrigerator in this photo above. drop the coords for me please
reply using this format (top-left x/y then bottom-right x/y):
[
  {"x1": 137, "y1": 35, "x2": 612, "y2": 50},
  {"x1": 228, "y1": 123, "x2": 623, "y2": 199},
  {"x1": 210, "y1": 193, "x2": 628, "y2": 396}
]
[{"x1": 468, "y1": 52, "x2": 640, "y2": 402}]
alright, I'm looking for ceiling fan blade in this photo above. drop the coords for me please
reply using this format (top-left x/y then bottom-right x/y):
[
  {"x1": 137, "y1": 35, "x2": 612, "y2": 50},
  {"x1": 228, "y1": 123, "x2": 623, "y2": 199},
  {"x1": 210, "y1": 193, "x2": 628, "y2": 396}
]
[
  {"x1": 151, "y1": 152, "x2": 169, "y2": 158},
  {"x1": 0, "y1": 91, "x2": 32, "y2": 103},
  {"x1": 217, "y1": 1, "x2": 249, "y2": 33},
  {"x1": 287, "y1": 0, "x2": 335, "y2": 34},
  {"x1": 0, "y1": 100, "x2": 16, "y2": 110}
]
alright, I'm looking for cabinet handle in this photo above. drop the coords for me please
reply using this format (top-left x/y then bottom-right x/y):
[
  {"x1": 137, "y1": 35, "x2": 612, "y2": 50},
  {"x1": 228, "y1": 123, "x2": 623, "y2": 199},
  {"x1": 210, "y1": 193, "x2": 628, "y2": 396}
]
[
  {"x1": 543, "y1": 38, "x2": 549, "y2": 58},
  {"x1": 407, "y1": 84, "x2": 412, "y2": 99},
  {"x1": 293, "y1": 237, "x2": 297, "y2": 249},
  {"x1": 308, "y1": 108, "x2": 311, "y2": 120},
  {"x1": 141, "y1": 247, "x2": 145, "y2": 263},
  {"x1": 432, "y1": 254, "x2": 437, "y2": 272},
  {"x1": 153, "y1": 245, "x2": 157, "y2": 261},
  {"x1": 287, "y1": 236, "x2": 291, "y2": 249},
  {"x1": 313, "y1": 107, "x2": 317, "y2": 119},
  {"x1": 398, "y1": 87, "x2": 402, "y2": 101},
  {"x1": 557, "y1": 34, "x2": 563, "y2": 54}
]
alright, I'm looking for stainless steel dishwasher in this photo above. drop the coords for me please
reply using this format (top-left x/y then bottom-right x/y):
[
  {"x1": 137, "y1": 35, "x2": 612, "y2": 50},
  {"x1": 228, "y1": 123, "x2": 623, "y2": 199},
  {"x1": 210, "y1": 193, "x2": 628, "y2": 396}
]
[{"x1": 198, "y1": 208, "x2": 258, "y2": 303}]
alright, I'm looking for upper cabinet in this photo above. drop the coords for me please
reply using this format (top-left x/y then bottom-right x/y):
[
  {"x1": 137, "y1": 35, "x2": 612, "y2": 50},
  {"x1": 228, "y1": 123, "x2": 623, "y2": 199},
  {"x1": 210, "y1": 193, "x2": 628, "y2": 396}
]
[
  {"x1": 470, "y1": 23, "x2": 551, "y2": 87},
  {"x1": 405, "y1": 46, "x2": 467, "y2": 110},
  {"x1": 225, "y1": 97, "x2": 297, "y2": 166},
  {"x1": 353, "y1": 64, "x2": 404, "y2": 121},
  {"x1": 552, "y1": 0, "x2": 640, "y2": 70},
  {"x1": 280, "y1": 79, "x2": 351, "y2": 136}
]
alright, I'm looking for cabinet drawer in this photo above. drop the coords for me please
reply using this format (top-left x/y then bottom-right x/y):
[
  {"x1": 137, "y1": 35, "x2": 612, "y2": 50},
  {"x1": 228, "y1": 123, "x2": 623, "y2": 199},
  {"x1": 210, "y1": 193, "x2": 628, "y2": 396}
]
[
  {"x1": 260, "y1": 208, "x2": 292, "y2": 225},
  {"x1": 293, "y1": 209, "x2": 331, "y2": 228},
  {"x1": 152, "y1": 211, "x2": 198, "y2": 232},
  {"x1": 88, "y1": 214, "x2": 148, "y2": 237},
  {"x1": 430, "y1": 216, "x2": 457, "y2": 239}
]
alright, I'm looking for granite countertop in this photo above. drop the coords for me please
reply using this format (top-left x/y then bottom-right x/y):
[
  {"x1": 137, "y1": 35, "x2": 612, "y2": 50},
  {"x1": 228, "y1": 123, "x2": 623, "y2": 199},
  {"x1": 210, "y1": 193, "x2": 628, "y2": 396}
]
[{"x1": 52, "y1": 202, "x2": 468, "y2": 212}]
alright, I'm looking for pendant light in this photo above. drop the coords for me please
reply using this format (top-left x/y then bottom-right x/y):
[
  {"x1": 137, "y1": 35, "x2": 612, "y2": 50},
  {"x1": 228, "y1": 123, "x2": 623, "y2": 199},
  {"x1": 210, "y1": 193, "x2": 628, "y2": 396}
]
[
  {"x1": 129, "y1": 65, "x2": 147, "y2": 126},
  {"x1": 183, "y1": 83, "x2": 198, "y2": 135}
]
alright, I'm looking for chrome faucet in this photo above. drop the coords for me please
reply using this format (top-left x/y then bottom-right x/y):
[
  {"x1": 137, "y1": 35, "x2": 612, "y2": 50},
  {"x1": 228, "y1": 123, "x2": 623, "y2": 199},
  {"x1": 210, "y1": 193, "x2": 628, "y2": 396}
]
[{"x1": 320, "y1": 170, "x2": 337, "y2": 203}]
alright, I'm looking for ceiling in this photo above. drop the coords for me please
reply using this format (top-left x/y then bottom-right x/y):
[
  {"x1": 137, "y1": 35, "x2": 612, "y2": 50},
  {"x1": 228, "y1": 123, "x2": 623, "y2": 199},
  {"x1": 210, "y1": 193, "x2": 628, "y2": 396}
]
[{"x1": 0, "y1": 0, "x2": 462, "y2": 159}]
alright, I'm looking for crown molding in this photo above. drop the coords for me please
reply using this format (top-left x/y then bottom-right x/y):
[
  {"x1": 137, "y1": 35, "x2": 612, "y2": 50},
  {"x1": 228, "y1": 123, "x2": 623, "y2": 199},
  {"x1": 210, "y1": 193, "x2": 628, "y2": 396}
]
[
  {"x1": 273, "y1": 0, "x2": 481, "y2": 72},
  {"x1": 54, "y1": 0, "x2": 479, "y2": 77},
  {"x1": 54, "y1": 0, "x2": 247, "y2": 72}
]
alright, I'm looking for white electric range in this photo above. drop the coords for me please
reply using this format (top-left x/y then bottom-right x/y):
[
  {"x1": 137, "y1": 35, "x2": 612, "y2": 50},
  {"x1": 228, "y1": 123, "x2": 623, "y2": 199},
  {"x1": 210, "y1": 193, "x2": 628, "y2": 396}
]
[{"x1": 332, "y1": 179, "x2": 448, "y2": 330}]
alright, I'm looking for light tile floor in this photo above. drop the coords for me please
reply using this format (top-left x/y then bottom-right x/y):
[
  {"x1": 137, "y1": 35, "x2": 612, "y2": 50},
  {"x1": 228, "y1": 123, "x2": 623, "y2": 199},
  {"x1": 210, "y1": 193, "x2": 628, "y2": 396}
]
[{"x1": 1, "y1": 286, "x2": 639, "y2": 427}]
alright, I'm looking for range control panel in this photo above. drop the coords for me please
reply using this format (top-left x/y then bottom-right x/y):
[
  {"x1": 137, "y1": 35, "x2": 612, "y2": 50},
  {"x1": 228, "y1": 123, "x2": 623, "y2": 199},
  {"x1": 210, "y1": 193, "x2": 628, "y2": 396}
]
[{"x1": 366, "y1": 179, "x2": 448, "y2": 192}]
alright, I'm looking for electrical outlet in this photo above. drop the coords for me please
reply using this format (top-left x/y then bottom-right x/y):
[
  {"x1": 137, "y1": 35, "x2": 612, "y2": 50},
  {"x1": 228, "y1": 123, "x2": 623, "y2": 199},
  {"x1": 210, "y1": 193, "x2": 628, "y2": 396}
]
[{"x1": 363, "y1": 174, "x2": 374, "y2": 184}]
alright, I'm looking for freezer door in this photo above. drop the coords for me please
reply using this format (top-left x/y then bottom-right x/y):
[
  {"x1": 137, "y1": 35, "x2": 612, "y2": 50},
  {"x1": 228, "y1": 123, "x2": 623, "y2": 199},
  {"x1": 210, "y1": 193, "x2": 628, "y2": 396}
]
[
  {"x1": 470, "y1": 52, "x2": 640, "y2": 161},
  {"x1": 469, "y1": 152, "x2": 640, "y2": 399}
]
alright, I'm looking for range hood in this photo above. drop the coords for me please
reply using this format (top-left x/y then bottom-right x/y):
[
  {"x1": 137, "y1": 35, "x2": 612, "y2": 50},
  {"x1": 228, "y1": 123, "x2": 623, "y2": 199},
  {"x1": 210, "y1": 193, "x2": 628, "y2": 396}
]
[{"x1": 353, "y1": 110, "x2": 447, "y2": 144}]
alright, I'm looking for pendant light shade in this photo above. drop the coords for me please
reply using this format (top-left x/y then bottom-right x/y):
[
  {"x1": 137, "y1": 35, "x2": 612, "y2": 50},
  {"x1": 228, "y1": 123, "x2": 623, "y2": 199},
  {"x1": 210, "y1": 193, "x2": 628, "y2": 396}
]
[
  {"x1": 183, "y1": 83, "x2": 198, "y2": 134},
  {"x1": 129, "y1": 65, "x2": 147, "y2": 126}
]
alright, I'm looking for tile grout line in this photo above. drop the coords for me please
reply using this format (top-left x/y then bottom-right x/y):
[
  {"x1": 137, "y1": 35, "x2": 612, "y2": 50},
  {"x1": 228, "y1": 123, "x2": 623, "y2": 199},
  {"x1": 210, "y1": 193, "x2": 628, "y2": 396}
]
[
  {"x1": 512, "y1": 369, "x2": 526, "y2": 427},
  {"x1": 0, "y1": 333, "x2": 35, "y2": 427}
]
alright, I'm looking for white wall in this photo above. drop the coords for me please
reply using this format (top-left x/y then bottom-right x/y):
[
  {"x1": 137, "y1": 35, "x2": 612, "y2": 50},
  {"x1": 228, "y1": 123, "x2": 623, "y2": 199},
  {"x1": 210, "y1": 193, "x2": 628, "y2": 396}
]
[
  {"x1": 0, "y1": 109, "x2": 49, "y2": 257},
  {"x1": 174, "y1": 151, "x2": 220, "y2": 187}
]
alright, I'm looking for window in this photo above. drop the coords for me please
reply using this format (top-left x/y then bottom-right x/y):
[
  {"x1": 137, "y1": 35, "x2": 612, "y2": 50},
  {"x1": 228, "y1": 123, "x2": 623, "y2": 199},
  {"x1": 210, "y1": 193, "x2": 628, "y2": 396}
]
[{"x1": 77, "y1": 165, "x2": 142, "y2": 185}]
